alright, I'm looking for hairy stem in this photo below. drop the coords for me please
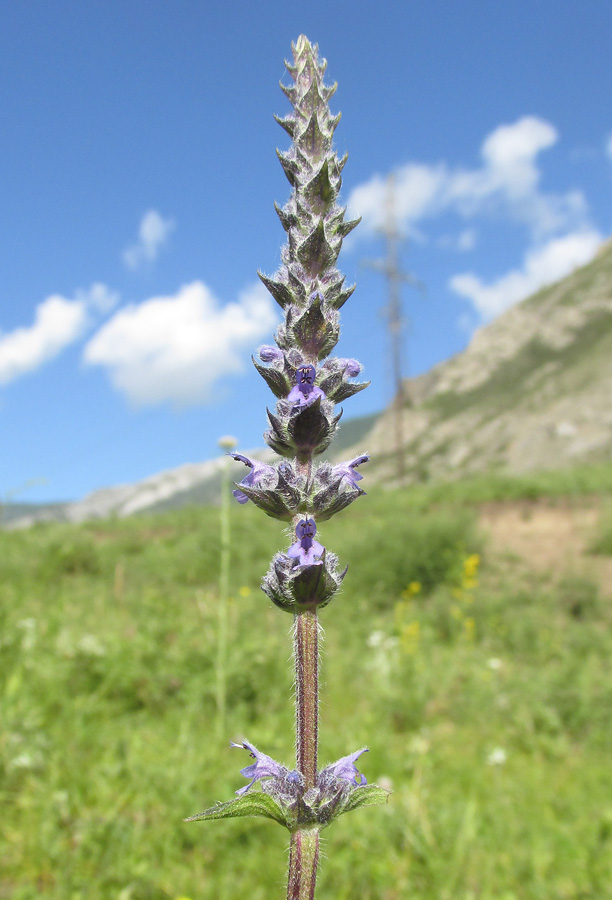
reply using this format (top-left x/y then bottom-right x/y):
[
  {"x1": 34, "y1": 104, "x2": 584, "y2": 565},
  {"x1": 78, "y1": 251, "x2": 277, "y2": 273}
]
[
  {"x1": 294, "y1": 452, "x2": 318, "y2": 788},
  {"x1": 287, "y1": 829, "x2": 320, "y2": 900},
  {"x1": 294, "y1": 610, "x2": 319, "y2": 788},
  {"x1": 289, "y1": 451, "x2": 320, "y2": 894}
]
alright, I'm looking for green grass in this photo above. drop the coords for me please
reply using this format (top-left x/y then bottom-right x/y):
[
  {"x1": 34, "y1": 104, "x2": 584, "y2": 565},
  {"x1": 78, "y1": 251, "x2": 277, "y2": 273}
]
[
  {"x1": 588, "y1": 504, "x2": 612, "y2": 556},
  {"x1": 368, "y1": 459, "x2": 612, "y2": 508},
  {"x1": 1, "y1": 484, "x2": 612, "y2": 899}
]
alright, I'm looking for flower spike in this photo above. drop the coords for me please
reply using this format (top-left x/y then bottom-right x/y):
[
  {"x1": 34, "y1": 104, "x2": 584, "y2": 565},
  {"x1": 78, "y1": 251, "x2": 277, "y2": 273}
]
[{"x1": 186, "y1": 38, "x2": 387, "y2": 900}]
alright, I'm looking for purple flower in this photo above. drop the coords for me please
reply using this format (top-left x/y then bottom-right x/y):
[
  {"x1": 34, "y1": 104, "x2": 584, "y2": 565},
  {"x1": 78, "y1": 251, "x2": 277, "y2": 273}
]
[
  {"x1": 230, "y1": 740, "x2": 289, "y2": 796},
  {"x1": 334, "y1": 455, "x2": 369, "y2": 491},
  {"x1": 320, "y1": 748, "x2": 368, "y2": 786},
  {"x1": 341, "y1": 358, "x2": 362, "y2": 378},
  {"x1": 230, "y1": 453, "x2": 276, "y2": 504},
  {"x1": 259, "y1": 345, "x2": 284, "y2": 363},
  {"x1": 286, "y1": 364, "x2": 326, "y2": 408},
  {"x1": 319, "y1": 357, "x2": 362, "y2": 378},
  {"x1": 287, "y1": 517, "x2": 325, "y2": 566}
]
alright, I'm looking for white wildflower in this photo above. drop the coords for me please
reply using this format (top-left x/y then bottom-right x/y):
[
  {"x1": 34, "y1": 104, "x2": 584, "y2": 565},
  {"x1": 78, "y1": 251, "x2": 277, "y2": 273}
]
[
  {"x1": 487, "y1": 747, "x2": 507, "y2": 766},
  {"x1": 78, "y1": 634, "x2": 106, "y2": 657},
  {"x1": 16, "y1": 618, "x2": 37, "y2": 651}
]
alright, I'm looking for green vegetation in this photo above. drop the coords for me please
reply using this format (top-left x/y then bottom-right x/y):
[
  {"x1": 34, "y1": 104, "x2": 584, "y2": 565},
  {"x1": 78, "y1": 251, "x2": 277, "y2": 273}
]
[
  {"x1": 369, "y1": 458, "x2": 612, "y2": 507},
  {"x1": 589, "y1": 504, "x2": 612, "y2": 556},
  {"x1": 2, "y1": 478, "x2": 612, "y2": 899},
  {"x1": 326, "y1": 410, "x2": 380, "y2": 455}
]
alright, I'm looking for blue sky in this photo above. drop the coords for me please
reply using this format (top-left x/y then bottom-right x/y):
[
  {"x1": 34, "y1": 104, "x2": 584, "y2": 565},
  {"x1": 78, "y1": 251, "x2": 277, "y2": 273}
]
[{"x1": 1, "y1": 1, "x2": 611, "y2": 503}]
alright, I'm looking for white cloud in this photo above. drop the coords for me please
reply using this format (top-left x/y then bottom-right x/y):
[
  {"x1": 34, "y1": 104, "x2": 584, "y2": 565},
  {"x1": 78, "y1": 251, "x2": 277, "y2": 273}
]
[
  {"x1": 457, "y1": 229, "x2": 477, "y2": 251},
  {"x1": 480, "y1": 117, "x2": 556, "y2": 193},
  {"x1": 83, "y1": 280, "x2": 277, "y2": 407},
  {"x1": 450, "y1": 229, "x2": 603, "y2": 319},
  {"x1": 123, "y1": 210, "x2": 176, "y2": 270},
  {"x1": 77, "y1": 282, "x2": 120, "y2": 314},
  {"x1": 346, "y1": 116, "x2": 604, "y2": 323},
  {"x1": 438, "y1": 228, "x2": 477, "y2": 252},
  {"x1": 348, "y1": 164, "x2": 446, "y2": 235},
  {"x1": 347, "y1": 116, "x2": 591, "y2": 242},
  {"x1": 0, "y1": 284, "x2": 118, "y2": 386}
]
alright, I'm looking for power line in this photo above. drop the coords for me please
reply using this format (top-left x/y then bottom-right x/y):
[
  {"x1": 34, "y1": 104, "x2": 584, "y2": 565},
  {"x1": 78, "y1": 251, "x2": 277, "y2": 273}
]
[{"x1": 362, "y1": 173, "x2": 425, "y2": 480}]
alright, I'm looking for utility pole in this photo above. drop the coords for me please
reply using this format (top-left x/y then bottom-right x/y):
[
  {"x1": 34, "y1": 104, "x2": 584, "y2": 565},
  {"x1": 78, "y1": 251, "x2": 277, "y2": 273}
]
[{"x1": 362, "y1": 173, "x2": 423, "y2": 481}]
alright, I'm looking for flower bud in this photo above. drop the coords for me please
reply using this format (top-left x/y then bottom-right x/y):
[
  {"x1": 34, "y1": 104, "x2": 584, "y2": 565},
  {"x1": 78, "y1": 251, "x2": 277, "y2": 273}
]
[
  {"x1": 265, "y1": 396, "x2": 342, "y2": 461},
  {"x1": 275, "y1": 294, "x2": 340, "y2": 360},
  {"x1": 310, "y1": 455, "x2": 369, "y2": 521},
  {"x1": 230, "y1": 454, "x2": 304, "y2": 520},
  {"x1": 262, "y1": 538, "x2": 347, "y2": 614},
  {"x1": 259, "y1": 345, "x2": 284, "y2": 363},
  {"x1": 318, "y1": 356, "x2": 369, "y2": 403}
]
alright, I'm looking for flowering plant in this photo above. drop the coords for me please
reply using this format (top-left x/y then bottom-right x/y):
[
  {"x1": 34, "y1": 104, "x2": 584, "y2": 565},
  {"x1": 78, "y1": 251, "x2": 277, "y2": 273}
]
[{"x1": 186, "y1": 35, "x2": 388, "y2": 898}]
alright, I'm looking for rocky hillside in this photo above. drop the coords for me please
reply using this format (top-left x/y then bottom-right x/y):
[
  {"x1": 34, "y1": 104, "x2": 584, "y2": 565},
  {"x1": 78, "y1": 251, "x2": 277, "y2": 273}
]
[
  {"x1": 349, "y1": 238, "x2": 612, "y2": 484},
  {"x1": 1, "y1": 458, "x2": 231, "y2": 528}
]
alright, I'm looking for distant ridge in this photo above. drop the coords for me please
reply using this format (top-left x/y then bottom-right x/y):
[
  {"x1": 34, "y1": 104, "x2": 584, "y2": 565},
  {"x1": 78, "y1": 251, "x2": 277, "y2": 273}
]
[
  {"x1": 2, "y1": 458, "x2": 229, "y2": 528},
  {"x1": 2, "y1": 409, "x2": 378, "y2": 528}
]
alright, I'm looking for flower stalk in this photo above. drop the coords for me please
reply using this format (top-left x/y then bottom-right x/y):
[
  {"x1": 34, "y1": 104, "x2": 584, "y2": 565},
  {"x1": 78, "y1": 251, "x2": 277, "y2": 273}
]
[
  {"x1": 288, "y1": 829, "x2": 320, "y2": 900},
  {"x1": 294, "y1": 610, "x2": 319, "y2": 789},
  {"x1": 185, "y1": 35, "x2": 388, "y2": 899}
]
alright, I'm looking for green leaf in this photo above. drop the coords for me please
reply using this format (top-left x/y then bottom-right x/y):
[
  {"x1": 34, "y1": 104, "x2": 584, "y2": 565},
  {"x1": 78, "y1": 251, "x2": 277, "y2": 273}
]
[
  {"x1": 297, "y1": 114, "x2": 330, "y2": 163},
  {"x1": 303, "y1": 158, "x2": 336, "y2": 212},
  {"x1": 274, "y1": 201, "x2": 297, "y2": 233},
  {"x1": 257, "y1": 270, "x2": 294, "y2": 308},
  {"x1": 251, "y1": 355, "x2": 291, "y2": 398},
  {"x1": 332, "y1": 380, "x2": 370, "y2": 403},
  {"x1": 297, "y1": 220, "x2": 337, "y2": 276},
  {"x1": 289, "y1": 297, "x2": 340, "y2": 359},
  {"x1": 184, "y1": 792, "x2": 288, "y2": 827},
  {"x1": 274, "y1": 114, "x2": 296, "y2": 139},
  {"x1": 236, "y1": 484, "x2": 294, "y2": 521},
  {"x1": 337, "y1": 784, "x2": 390, "y2": 817},
  {"x1": 276, "y1": 149, "x2": 299, "y2": 187}
]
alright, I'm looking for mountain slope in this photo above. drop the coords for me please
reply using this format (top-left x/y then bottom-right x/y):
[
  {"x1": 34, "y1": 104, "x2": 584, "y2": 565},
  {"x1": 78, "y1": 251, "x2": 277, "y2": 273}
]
[
  {"x1": 349, "y1": 238, "x2": 612, "y2": 483},
  {"x1": 2, "y1": 459, "x2": 230, "y2": 528}
]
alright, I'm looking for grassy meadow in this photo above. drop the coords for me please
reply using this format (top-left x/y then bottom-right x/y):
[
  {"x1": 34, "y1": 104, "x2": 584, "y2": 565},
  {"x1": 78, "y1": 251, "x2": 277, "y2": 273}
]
[{"x1": 2, "y1": 465, "x2": 612, "y2": 899}]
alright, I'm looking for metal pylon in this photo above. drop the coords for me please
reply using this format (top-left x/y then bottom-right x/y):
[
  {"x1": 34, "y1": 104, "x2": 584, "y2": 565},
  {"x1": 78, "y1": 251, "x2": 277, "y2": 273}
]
[{"x1": 362, "y1": 173, "x2": 424, "y2": 480}]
